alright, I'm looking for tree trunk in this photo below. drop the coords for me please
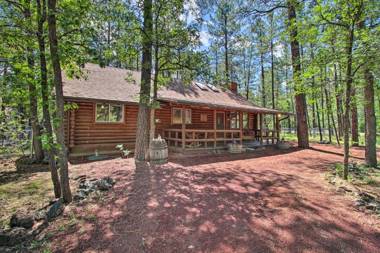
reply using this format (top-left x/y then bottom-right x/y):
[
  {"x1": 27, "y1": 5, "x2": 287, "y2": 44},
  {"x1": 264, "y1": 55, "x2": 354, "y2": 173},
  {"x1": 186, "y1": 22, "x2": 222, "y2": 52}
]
[
  {"x1": 36, "y1": 0, "x2": 61, "y2": 198},
  {"x1": 223, "y1": 11, "x2": 229, "y2": 83},
  {"x1": 287, "y1": 0, "x2": 309, "y2": 148},
  {"x1": 24, "y1": 1, "x2": 44, "y2": 161},
  {"x1": 258, "y1": 24, "x2": 266, "y2": 109},
  {"x1": 320, "y1": 69, "x2": 325, "y2": 130},
  {"x1": 135, "y1": 0, "x2": 153, "y2": 162},
  {"x1": 47, "y1": 0, "x2": 72, "y2": 203},
  {"x1": 333, "y1": 61, "x2": 343, "y2": 139},
  {"x1": 313, "y1": 75, "x2": 323, "y2": 142},
  {"x1": 351, "y1": 87, "x2": 359, "y2": 146},
  {"x1": 270, "y1": 13, "x2": 275, "y2": 125},
  {"x1": 149, "y1": 43, "x2": 159, "y2": 158},
  {"x1": 324, "y1": 88, "x2": 332, "y2": 143},
  {"x1": 363, "y1": 68, "x2": 377, "y2": 166},
  {"x1": 343, "y1": 27, "x2": 355, "y2": 180}
]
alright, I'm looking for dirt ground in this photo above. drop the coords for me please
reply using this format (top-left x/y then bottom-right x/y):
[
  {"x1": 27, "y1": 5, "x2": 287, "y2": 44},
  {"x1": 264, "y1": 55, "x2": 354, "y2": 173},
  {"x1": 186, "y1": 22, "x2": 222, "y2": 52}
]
[{"x1": 44, "y1": 144, "x2": 380, "y2": 252}]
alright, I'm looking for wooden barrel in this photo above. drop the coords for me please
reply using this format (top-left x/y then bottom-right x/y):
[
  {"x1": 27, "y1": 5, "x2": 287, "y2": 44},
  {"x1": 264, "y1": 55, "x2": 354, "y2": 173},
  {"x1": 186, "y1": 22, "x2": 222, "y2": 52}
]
[{"x1": 150, "y1": 137, "x2": 168, "y2": 164}]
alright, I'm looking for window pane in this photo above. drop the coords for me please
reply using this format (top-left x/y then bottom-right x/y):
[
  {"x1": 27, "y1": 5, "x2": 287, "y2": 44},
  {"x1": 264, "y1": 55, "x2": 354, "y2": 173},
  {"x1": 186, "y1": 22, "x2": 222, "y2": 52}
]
[
  {"x1": 96, "y1": 104, "x2": 109, "y2": 122},
  {"x1": 110, "y1": 105, "x2": 123, "y2": 122},
  {"x1": 230, "y1": 112, "x2": 240, "y2": 129},
  {"x1": 185, "y1": 109, "x2": 192, "y2": 124},
  {"x1": 243, "y1": 113, "x2": 248, "y2": 129},
  {"x1": 172, "y1": 109, "x2": 182, "y2": 124}
]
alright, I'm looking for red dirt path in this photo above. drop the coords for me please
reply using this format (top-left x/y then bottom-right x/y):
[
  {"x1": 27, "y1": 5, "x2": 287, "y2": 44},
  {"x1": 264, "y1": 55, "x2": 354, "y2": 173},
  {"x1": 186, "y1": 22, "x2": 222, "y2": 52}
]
[{"x1": 51, "y1": 144, "x2": 380, "y2": 253}]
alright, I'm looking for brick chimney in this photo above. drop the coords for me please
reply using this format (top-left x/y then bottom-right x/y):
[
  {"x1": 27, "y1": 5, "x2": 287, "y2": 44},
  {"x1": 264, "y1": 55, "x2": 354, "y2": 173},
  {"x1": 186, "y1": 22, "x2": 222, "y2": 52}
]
[{"x1": 229, "y1": 82, "x2": 238, "y2": 93}]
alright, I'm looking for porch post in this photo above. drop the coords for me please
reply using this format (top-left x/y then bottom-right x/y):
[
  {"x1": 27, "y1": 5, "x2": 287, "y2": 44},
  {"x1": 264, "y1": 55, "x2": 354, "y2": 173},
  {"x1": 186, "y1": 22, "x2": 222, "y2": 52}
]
[
  {"x1": 276, "y1": 113, "x2": 280, "y2": 143},
  {"x1": 259, "y1": 113, "x2": 263, "y2": 145},
  {"x1": 181, "y1": 107, "x2": 185, "y2": 150},
  {"x1": 239, "y1": 112, "x2": 243, "y2": 145},
  {"x1": 213, "y1": 109, "x2": 217, "y2": 148}
]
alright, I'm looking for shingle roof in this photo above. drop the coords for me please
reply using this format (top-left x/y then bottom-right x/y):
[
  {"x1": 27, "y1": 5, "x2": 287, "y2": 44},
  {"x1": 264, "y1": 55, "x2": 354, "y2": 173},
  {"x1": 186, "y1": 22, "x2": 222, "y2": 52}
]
[{"x1": 63, "y1": 63, "x2": 284, "y2": 114}]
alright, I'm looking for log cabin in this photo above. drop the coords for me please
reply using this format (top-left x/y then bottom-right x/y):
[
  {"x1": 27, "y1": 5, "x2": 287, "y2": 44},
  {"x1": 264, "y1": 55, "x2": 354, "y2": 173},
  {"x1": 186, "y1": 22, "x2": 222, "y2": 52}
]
[{"x1": 63, "y1": 64, "x2": 289, "y2": 157}]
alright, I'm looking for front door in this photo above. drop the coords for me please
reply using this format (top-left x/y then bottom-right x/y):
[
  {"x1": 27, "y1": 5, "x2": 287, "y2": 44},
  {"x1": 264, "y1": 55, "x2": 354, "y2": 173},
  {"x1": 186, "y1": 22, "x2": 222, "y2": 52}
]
[{"x1": 216, "y1": 112, "x2": 225, "y2": 130}]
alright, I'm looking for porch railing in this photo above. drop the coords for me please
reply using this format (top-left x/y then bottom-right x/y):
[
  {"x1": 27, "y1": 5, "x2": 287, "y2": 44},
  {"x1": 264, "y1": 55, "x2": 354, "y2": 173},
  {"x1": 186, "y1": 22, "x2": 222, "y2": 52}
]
[
  {"x1": 163, "y1": 129, "x2": 242, "y2": 150},
  {"x1": 163, "y1": 128, "x2": 280, "y2": 150}
]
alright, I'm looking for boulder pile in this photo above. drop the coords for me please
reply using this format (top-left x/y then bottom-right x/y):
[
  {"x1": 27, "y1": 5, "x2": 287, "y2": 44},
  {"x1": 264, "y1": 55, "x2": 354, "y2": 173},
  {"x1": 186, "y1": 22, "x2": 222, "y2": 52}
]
[
  {"x1": 354, "y1": 192, "x2": 380, "y2": 212},
  {"x1": 73, "y1": 176, "x2": 115, "y2": 201},
  {"x1": 0, "y1": 177, "x2": 115, "y2": 247},
  {"x1": 0, "y1": 199, "x2": 63, "y2": 247}
]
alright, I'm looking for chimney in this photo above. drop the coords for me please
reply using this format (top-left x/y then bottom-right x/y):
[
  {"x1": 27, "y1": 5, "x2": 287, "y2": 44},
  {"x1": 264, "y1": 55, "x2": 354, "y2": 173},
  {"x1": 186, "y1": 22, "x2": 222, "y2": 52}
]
[{"x1": 229, "y1": 82, "x2": 238, "y2": 93}]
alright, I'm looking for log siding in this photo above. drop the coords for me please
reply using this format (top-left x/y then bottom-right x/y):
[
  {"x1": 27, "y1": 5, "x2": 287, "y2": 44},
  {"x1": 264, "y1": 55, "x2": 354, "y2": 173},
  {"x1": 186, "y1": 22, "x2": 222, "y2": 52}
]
[{"x1": 65, "y1": 99, "x2": 278, "y2": 156}]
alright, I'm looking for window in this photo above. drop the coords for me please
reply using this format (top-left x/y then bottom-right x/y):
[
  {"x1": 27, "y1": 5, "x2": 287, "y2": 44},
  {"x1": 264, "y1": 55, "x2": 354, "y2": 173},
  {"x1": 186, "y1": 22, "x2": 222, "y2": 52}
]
[
  {"x1": 200, "y1": 113, "x2": 208, "y2": 122},
  {"x1": 96, "y1": 103, "x2": 124, "y2": 123},
  {"x1": 230, "y1": 112, "x2": 240, "y2": 129},
  {"x1": 172, "y1": 108, "x2": 192, "y2": 124},
  {"x1": 184, "y1": 109, "x2": 192, "y2": 124},
  {"x1": 242, "y1": 112, "x2": 249, "y2": 129}
]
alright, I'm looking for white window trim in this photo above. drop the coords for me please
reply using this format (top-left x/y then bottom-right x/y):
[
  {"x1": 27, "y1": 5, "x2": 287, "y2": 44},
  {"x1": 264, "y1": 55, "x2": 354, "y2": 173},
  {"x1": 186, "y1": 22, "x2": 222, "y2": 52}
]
[{"x1": 95, "y1": 103, "x2": 125, "y2": 123}]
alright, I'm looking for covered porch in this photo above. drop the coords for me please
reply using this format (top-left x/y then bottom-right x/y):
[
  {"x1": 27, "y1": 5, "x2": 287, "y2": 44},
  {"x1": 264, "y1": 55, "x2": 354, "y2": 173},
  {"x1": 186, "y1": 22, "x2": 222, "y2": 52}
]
[{"x1": 161, "y1": 109, "x2": 282, "y2": 151}]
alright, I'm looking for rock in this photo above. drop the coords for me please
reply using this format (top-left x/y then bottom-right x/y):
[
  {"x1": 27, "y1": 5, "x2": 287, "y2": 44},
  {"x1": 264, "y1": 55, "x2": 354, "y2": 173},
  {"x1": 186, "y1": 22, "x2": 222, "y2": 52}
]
[
  {"x1": 358, "y1": 192, "x2": 375, "y2": 202},
  {"x1": 0, "y1": 229, "x2": 9, "y2": 246},
  {"x1": 277, "y1": 141, "x2": 291, "y2": 150},
  {"x1": 95, "y1": 177, "x2": 115, "y2": 191},
  {"x1": 73, "y1": 190, "x2": 88, "y2": 201},
  {"x1": 10, "y1": 212, "x2": 34, "y2": 229},
  {"x1": 365, "y1": 202, "x2": 379, "y2": 211},
  {"x1": 354, "y1": 200, "x2": 365, "y2": 207},
  {"x1": 34, "y1": 210, "x2": 47, "y2": 221},
  {"x1": 79, "y1": 180, "x2": 95, "y2": 190},
  {"x1": 46, "y1": 199, "x2": 64, "y2": 221},
  {"x1": 0, "y1": 227, "x2": 28, "y2": 247}
]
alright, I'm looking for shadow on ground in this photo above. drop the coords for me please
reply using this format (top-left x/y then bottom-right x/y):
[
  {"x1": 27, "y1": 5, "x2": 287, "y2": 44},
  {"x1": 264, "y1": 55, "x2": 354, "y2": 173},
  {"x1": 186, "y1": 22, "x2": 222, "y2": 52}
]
[{"x1": 51, "y1": 145, "x2": 380, "y2": 253}]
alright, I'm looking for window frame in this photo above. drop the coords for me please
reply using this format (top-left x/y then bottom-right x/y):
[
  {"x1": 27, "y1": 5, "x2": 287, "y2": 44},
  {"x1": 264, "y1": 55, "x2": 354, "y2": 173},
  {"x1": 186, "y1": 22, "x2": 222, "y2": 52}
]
[
  {"x1": 172, "y1": 107, "x2": 192, "y2": 125},
  {"x1": 95, "y1": 103, "x2": 125, "y2": 123},
  {"x1": 229, "y1": 111, "x2": 240, "y2": 129}
]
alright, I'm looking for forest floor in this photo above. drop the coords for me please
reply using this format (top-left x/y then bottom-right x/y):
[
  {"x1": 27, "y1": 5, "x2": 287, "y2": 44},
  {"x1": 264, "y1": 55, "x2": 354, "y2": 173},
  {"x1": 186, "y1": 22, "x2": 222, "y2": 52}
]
[{"x1": 1, "y1": 143, "x2": 380, "y2": 252}]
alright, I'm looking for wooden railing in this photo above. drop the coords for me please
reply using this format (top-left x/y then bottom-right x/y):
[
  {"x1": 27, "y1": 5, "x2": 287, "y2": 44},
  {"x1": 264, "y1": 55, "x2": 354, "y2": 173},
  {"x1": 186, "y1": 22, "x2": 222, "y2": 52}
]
[
  {"x1": 163, "y1": 129, "x2": 242, "y2": 150},
  {"x1": 163, "y1": 128, "x2": 280, "y2": 150}
]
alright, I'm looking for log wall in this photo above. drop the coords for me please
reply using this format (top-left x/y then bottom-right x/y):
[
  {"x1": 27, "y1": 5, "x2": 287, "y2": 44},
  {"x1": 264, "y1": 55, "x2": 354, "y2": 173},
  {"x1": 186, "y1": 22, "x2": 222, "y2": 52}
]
[{"x1": 64, "y1": 99, "x2": 260, "y2": 156}]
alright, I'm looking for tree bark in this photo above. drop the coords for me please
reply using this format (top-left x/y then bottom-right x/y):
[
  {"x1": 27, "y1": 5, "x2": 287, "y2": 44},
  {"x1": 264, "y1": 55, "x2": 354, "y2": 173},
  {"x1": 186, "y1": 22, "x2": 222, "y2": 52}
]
[
  {"x1": 246, "y1": 47, "x2": 252, "y2": 100},
  {"x1": 259, "y1": 25, "x2": 266, "y2": 109},
  {"x1": 313, "y1": 75, "x2": 323, "y2": 142},
  {"x1": 351, "y1": 87, "x2": 359, "y2": 146},
  {"x1": 363, "y1": 68, "x2": 377, "y2": 166},
  {"x1": 223, "y1": 10, "x2": 229, "y2": 83},
  {"x1": 36, "y1": 0, "x2": 61, "y2": 198},
  {"x1": 324, "y1": 87, "x2": 332, "y2": 143},
  {"x1": 47, "y1": 0, "x2": 72, "y2": 202},
  {"x1": 134, "y1": 0, "x2": 153, "y2": 162},
  {"x1": 287, "y1": 0, "x2": 309, "y2": 148},
  {"x1": 343, "y1": 27, "x2": 355, "y2": 180},
  {"x1": 270, "y1": 13, "x2": 276, "y2": 125},
  {"x1": 333, "y1": 61, "x2": 343, "y2": 139},
  {"x1": 24, "y1": 0, "x2": 44, "y2": 161}
]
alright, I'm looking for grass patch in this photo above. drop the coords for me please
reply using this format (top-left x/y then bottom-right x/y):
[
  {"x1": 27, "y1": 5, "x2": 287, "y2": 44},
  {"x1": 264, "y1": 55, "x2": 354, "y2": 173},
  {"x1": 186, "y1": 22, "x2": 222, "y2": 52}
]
[
  {"x1": 0, "y1": 166, "x2": 54, "y2": 229},
  {"x1": 282, "y1": 132, "x2": 380, "y2": 148},
  {"x1": 328, "y1": 162, "x2": 380, "y2": 200}
]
